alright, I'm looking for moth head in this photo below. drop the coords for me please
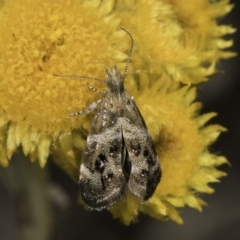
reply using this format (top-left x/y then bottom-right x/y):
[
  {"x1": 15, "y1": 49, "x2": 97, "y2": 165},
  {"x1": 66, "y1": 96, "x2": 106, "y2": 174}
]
[
  {"x1": 105, "y1": 28, "x2": 134, "y2": 94},
  {"x1": 106, "y1": 66, "x2": 124, "y2": 93}
]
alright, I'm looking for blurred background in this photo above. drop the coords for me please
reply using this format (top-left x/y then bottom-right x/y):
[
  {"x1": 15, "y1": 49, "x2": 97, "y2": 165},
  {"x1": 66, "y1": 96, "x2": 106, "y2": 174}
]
[{"x1": 0, "y1": 1, "x2": 239, "y2": 240}]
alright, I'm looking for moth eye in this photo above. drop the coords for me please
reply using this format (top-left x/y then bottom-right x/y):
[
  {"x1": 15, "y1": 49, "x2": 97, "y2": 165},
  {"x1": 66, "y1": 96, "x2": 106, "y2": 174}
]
[
  {"x1": 101, "y1": 173, "x2": 114, "y2": 189},
  {"x1": 95, "y1": 153, "x2": 107, "y2": 173},
  {"x1": 143, "y1": 148, "x2": 155, "y2": 166},
  {"x1": 126, "y1": 99, "x2": 131, "y2": 105},
  {"x1": 131, "y1": 143, "x2": 141, "y2": 156}
]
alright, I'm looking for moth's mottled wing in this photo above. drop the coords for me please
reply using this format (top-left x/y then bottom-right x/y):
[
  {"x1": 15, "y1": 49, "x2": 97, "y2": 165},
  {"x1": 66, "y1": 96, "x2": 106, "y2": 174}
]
[
  {"x1": 79, "y1": 100, "x2": 127, "y2": 210},
  {"x1": 121, "y1": 94, "x2": 161, "y2": 201}
]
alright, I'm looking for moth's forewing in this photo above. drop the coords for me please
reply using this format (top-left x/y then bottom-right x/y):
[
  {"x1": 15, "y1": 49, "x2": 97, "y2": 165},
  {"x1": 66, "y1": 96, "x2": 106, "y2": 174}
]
[
  {"x1": 122, "y1": 97, "x2": 161, "y2": 201},
  {"x1": 79, "y1": 111, "x2": 127, "y2": 210}
]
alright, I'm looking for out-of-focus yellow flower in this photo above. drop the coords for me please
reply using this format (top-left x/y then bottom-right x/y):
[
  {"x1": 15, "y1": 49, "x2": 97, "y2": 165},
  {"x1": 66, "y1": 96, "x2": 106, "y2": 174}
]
[
  {"x1": 117, "y1": 0, "x2": 236, "y2": 84},
  {"x1": 0, "y1": 0, "x2": 235, "y2": 224}
]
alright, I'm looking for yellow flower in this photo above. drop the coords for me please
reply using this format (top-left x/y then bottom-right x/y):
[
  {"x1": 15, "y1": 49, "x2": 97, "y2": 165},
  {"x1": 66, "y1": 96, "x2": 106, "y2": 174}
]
[
  {"x1": 117, "y1": 0, "x2": 236, "y2": 84},
  {"x1": 0, "y1": 0, "x2": 235, "y2": 224}
]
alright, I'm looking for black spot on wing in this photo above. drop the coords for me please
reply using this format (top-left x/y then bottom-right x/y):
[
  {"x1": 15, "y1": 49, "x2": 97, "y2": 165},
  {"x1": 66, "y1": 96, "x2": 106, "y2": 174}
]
[
  {"x1": 95, "y1": 153, "x2": 107, "y2": 173},
  {"x1": 101, "y1": 173, "x2": 113, "y2": 190},
  {"x1": 110, "y1": 144, "x2": 118, "y2": 152},
  {"x1": 109, "y1": 139, "x2": 120, "y2": 157},
  {"x1": 141, "y1": 169, "x2": 149, "y2": 178},
  {"x1": 143, "y1": 148, "x2": 155, "y2": 166},
  {"x1": 130, "y1": 142, "x2": 141, "y2": 156}
]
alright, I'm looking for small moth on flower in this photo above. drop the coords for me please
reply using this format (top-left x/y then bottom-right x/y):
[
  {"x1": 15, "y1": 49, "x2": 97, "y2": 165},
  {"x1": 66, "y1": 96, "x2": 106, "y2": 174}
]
[{"x1": 54, "y1": 28, "x2": 161, "y2": 210}]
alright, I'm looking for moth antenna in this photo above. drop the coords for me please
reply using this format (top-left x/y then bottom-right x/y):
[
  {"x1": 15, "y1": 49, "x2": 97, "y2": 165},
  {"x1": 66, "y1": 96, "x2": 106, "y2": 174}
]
[
  {"x1": 121, "y1": 27, "x2": 134, "y2": 80},
  {"x1": 53, "y1": 74, "x2": 107, "y2": 84}
]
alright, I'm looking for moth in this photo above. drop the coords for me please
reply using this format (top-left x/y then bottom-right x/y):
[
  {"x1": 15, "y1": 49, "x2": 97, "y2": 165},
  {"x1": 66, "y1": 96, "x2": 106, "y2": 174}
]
[{"x1": 55, "y1": 28, "x2": 161, "y2": 210}]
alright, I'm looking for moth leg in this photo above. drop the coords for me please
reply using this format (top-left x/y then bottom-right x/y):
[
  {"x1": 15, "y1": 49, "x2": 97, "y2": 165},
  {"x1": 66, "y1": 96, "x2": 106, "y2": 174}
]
[
  {"x1": 68, "y1": 99, "x2": 103, "y2": 116},
  {"x1": 87, "y1": 82, "x2": 108, "y2": 95}
]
